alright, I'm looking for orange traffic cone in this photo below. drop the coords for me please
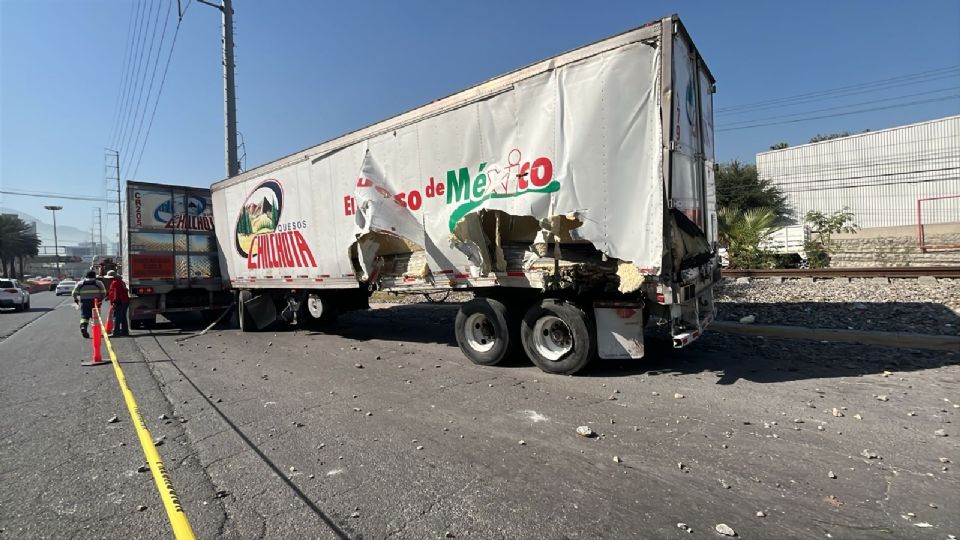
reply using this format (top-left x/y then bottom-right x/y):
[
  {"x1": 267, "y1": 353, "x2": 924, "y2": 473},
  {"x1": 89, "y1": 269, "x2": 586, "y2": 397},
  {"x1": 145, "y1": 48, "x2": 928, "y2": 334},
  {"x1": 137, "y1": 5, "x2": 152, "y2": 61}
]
[
  {"x1": 82, "y1": 304, "x2": 109, "y2": 367},
  {"x1": 105, "y1": 305, "x2": 114, "y2": 334}
]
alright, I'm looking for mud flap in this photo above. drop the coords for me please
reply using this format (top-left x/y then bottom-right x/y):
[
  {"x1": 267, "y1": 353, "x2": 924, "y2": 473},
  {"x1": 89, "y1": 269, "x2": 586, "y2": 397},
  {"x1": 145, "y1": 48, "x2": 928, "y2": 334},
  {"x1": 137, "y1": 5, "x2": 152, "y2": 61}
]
[
  {"x1": 594, "y1": 303, "x2": 645, "y2": 359},
  {"x1": 244, "y1": 293, "x2": 277, "y2": 330}
]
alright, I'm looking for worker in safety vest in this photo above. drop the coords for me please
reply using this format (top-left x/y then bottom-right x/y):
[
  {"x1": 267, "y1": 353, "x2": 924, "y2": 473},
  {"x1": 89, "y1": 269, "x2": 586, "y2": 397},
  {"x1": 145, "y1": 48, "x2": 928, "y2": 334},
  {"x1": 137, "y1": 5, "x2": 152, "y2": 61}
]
[{"x1": 71, "y1": 270, "x2": 106, "y2": 339}]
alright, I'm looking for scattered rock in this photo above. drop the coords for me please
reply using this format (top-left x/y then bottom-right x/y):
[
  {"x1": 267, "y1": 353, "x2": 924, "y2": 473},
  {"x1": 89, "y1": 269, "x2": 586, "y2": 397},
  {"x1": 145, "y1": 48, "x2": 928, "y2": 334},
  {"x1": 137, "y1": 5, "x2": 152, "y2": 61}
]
[
  {"x1": 678, "y1": 462, "x2": 689, "y2": 472},
  {"x1": 914, "y1": 522, "x2": 933, "y2": 528},
  {"x1": 215, "y1": 490, "x2": 228, "y2": 498},
  {"x1": 153, "y1": 436, "x2": 165, "y2": 447},
  {"x1": 107, "y1": 415, "x2": 119, "y2": 424},
  {"x1": 416, "y1": 445, "x2": 424, "y2": 451},
  {"x1": 137, "y1": 505, "x2": 147, "y2": 511},
  {"x1": 137, "y1": 464, "x2": 149, "y2": 473},
  {"x1": 519, "y1": 440, "x2": 526, "y2": 446},
  {"x1": 860, "y1": 449, "x2": 880, "y2": 459},
  {"x1": 934, "y1": 429, "x2": 947, "y2": 437},
  {"x1": 607, "y1": 393, "x2": 618, "y2": 401},
  {"x1": 939, "y1": 457, "x2": 951, "y2": 463},
  {"x1": 354, "y1": 363, "x2": 363, "y2": 369},
  {"x1": 715, "y1": 523, "x2": 736, "y2": 536},
  {"x1": 876, "y1": 395, "x2": 889, "y2": 402},
  {"x1": 350, "y1": 511, "x2": 360, "y2": 518},
  {"x1": 158, "y1": 414, "x2": 169, "y2": 420},
  {"x1": 828, "y1": 471, "x2": 837, "y2": 479},
  {"x1": 853, "y1": 414, "x2": 863, "y2": 420},
  {"x1": 576, "y1": 426, "x2": 595, "y2": 438},
  {"x1": 738, "y1": 315, "x2": 755, "y2": 324},
  {"x1": 444, "y1": 532, "x2": 455, "y2": 539},
  {"x1": 365, "y1": 412, "x2": 373, "y2": 417},
  {"x1": 613, "y1": 456, "x2": 622, "y2": 464},
  {"x1": 677, "y1": 523, "x2": 693, "y2": 533},
  {"x1": 755, "y1": 511, "x2": 766, "y2": 518},
  {"x1": 651, "y1": 392, "x2": 660, "y2": 396},
  {"x1": 674, "y1": 393, "x2": 685, "y2": 399},
  {"x1": 718, "y1": 479, "x2": 731, "y2": 489},
  {"x1": 908, "y1": 412, "x2": 917, "y2": 417},
  {"x1": 832, "y1": 408, "x2": 844, "y2": 417},
  {"x1": 817, "y1": 425, "x2": 825, "y2": 431}
]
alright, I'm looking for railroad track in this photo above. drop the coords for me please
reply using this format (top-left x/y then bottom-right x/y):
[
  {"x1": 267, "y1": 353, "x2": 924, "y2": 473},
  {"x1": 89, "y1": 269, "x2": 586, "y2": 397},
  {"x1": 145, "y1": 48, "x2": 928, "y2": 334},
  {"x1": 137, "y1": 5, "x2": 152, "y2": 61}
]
[{"x1": 721, "y1": 266, "x2": 960, "y2": 279}]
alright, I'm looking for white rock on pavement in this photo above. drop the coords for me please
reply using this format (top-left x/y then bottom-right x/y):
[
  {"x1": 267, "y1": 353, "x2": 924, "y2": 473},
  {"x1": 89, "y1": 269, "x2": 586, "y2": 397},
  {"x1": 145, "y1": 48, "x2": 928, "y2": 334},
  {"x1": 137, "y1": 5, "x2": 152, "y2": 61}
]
[
  {"x1": 677, "y1": 523, "x2": 693, "y2": 533},
  {"x1": 934, "y1": 429, "x2": 947, "y2": 437},
  {"x1": 715, "y1": 523, "x2": 736, "y2": 536},
  {"x1": 576, "y1": 426, "x2": 595, "y2": 437}
]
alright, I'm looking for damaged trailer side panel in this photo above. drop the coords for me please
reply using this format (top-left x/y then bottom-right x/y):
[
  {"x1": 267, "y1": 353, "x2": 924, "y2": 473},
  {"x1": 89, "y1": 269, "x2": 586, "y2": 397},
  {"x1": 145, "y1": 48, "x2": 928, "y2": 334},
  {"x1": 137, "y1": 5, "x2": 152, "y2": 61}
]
[{"x1": 211, "y1": 14, "x2": 719, "y2": 372}]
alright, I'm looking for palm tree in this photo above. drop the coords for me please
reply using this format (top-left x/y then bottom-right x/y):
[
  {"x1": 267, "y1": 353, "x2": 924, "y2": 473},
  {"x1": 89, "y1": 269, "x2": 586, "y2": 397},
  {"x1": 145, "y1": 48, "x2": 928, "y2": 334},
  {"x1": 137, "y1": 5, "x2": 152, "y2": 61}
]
[
  {"x1": 718, "y1": 206, "x2": 777, "y2": 269},
  {"x1": 0, "y1": 215, "x2": 40, "y2": 278}
]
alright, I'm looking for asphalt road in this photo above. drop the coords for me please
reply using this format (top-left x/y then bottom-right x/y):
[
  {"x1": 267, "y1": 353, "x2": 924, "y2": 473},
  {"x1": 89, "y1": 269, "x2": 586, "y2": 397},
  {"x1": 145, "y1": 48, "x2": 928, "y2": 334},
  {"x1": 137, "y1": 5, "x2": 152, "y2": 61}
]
[{"x1": 1, "y1": 296, "x2": 958, "y2": 539}]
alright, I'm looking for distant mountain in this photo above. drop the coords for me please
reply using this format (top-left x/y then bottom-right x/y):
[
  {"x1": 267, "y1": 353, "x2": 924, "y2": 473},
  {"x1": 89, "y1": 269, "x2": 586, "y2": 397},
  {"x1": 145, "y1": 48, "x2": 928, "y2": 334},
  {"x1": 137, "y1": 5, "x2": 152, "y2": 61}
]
[{"x1": 0, "y1": 207, "x2": 92, "y2": 246}]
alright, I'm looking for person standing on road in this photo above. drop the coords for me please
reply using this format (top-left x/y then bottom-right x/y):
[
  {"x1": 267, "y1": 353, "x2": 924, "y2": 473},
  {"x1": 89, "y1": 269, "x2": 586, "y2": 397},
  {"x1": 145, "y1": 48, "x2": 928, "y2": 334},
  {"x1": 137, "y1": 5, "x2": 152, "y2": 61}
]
[
  {"x1": 71, "y1": 270, "x2": 106, "y2": 339},
  {"x1": 106, "y1": 270, "x2": 130, "y2": 337}
]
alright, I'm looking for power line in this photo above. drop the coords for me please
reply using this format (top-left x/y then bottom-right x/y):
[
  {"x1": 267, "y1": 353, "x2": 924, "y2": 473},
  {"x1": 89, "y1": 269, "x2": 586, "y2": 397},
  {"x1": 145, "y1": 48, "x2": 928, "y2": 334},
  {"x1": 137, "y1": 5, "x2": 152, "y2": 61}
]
[
  {"x1": 716, "y1": 95, "x2": 960, "y2": 132},
  {"x1": 0, "y1": 189, "x2": 116, "y2": 203},
  {"x1": 107, "y1": 2, "x2": 139, "y2": 147},
  {"x1": 130, "y1": 1, "x2": 191, "y2": 180},
  {"x1": 716, "y1": 65, "x2": 960, "y2": 113},
  {"x1": 126, "y1": 0, "x2": 173, "y2": 179},
  {"x1": 121, "y1": 0, "x2": 165, "y2": 176},
  {"x1": 115, "y1": 0, "x2": 153, "y2": 154},
  {"x1": 718, "y1": 87, "x2": 960, "y2": 128}
]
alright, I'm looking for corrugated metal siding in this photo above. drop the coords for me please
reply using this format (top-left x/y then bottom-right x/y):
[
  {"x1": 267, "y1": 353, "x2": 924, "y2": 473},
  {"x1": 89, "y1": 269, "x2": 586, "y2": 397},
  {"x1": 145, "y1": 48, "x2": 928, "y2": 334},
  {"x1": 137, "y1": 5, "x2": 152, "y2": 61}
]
[{"x1": 756, "y1": 115, "x2": 960, "y2": 229}]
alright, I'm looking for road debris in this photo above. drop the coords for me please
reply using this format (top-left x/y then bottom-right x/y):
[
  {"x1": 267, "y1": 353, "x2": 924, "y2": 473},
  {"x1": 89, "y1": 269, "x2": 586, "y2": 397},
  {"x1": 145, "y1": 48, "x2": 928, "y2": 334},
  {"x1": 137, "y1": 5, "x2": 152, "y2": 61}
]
[
  {"x1": 107, "y1": 415, "x2": 119, "y2": 424},
  {"x1": 934, "y1": 429, "x2": 947, "y2": 437},
  {"x1": 832, "y1": 408, "x2": 844, "y2": 417},
  {"x1": 674, "y1": 393, "x2": 685, "y2": 399},
  {"x1": 613, "y1": 456, "x2": 622, "y2": 463},
  {"x1": 755, "y1": 511, "x2": 766, "y2": 518},
  {"x1": 714, "y1": 523, "x2": 736, "y2": 536},
  {"x1": 519, "y1": 440, "x2": 526, "y2": 446},
  {"x1": 860, "y1": 449, "x2": 880, "y2": 459},
  {"x1": 876, "y1": 395, "x2": 889, "y2": 401},
  {"x1": 677, "y1": 523, "x2": 693, "y2": 533},
  {"x1": 828, "y1": 471, "x2": 837, "y2": 479},
  {"x1": 137, "y1": 504, "x2": 148, "y2": 511},
  {"x1": 853, "y1": 414, "x2": 862, "y2": 420},
  {"x1": 137, "y1": 464, "x2": 149, "y2": 473},
  {"x1": 576, "y1": 426, "x2": 595, "y2": 437}
]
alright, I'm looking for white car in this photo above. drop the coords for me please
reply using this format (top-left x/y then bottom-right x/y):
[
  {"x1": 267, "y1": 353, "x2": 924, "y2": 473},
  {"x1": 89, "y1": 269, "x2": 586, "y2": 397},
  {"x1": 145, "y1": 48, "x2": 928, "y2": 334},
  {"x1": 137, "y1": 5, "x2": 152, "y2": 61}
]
[
  {"x1": 56, "y1": 280, "x2": 77, "y2": 296},
  {"x1": 0, "y1": 279, "x2": 31, "y2": 311}
]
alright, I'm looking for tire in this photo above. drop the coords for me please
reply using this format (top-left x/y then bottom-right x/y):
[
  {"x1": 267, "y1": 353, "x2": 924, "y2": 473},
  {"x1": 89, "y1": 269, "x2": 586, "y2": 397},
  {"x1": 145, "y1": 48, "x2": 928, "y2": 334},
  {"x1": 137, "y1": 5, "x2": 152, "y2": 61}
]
[
  {"x1": 238, "y1": 290, "x2": 257, "y2": 332},
  {"x1": 521, "y1": 298, "x2": 596, "y2": 375},
  {"x1": 299, "y1": 294, "x2": 337, "y2": 328},
  {"x1": 455, "y1": 297, "x2": 518, "y2": 366},
  {"x1": 14, "y1": 302, "x2": 24, "y2": 312}
]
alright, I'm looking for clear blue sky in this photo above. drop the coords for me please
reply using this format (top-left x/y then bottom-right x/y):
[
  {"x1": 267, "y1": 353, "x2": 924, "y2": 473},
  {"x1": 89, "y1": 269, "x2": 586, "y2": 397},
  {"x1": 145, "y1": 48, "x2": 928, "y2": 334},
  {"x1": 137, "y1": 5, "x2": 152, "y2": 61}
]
[{"x1": 2, "y1": 0, "x2": 959, "y2": 246}]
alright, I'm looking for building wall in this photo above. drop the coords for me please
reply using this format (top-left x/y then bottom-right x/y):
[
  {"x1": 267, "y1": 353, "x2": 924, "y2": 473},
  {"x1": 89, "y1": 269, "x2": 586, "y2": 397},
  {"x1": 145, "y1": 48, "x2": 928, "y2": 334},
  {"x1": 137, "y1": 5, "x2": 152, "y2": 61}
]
[{"x1": 756, "y1": 115, "x2": 960, "y2": 229}]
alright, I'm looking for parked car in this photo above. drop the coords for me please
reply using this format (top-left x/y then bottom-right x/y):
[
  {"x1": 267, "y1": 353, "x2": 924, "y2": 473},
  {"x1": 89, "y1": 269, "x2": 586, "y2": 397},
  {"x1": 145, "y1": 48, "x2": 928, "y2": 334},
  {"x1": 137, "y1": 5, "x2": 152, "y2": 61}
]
[
  {"x1": 0, "y1": 279, "x2": 31, "y2": 311},
  {"x1": 56, "y1": 280, "x2": 77, "y2": 296}
]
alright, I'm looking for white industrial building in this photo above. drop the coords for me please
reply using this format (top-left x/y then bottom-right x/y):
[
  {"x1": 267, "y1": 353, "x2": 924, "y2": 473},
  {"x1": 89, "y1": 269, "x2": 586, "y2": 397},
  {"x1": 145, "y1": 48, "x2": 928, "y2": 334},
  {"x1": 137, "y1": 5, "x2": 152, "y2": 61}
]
[{"x1": 756, "y1": 115, "x2": 959, "y2": 230}]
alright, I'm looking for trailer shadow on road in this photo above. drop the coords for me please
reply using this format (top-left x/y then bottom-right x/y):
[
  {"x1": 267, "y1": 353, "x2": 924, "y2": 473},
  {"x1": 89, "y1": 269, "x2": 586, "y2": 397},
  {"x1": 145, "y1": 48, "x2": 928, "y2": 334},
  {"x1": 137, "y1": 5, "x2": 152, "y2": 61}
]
[{"x1": 147, "y1": 302, "x2": 959, "y2": 385}]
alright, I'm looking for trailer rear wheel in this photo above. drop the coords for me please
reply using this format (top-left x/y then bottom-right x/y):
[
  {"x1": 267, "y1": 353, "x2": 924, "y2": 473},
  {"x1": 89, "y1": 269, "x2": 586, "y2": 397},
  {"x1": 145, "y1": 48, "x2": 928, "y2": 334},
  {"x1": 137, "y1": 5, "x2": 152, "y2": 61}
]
[
  {"x1": 238, "y1": 290, "x2": 257, "y2": 332},
  {"x1": 300, "y1": 294, "x2": 337, "y2": 328},
  {"x1": 521, "y1": 299, "x2": 595, "y2": 375},
  {"x1": 455, "y1": 298, "x2": 517, "y2": 366}
]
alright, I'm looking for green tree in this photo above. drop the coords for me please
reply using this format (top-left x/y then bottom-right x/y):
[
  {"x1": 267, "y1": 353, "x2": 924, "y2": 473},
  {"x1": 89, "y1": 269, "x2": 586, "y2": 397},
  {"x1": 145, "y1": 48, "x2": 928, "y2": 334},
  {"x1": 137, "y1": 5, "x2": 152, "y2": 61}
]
[
  {"x1": 803, "y1": 207, "x2": 859, "y2": 268},
  {"x1": 715, "y1": 160, "x2": 791, "y2": 222},
  {"x1": 718, "y1": 206, "x2": 778, "y2": 268},
  {"x1": 769, "y1": 142, "x2": 789, "y2": 150},
  {"x1": 0, "y1": 215, "x2": 40, "y2": 278}
]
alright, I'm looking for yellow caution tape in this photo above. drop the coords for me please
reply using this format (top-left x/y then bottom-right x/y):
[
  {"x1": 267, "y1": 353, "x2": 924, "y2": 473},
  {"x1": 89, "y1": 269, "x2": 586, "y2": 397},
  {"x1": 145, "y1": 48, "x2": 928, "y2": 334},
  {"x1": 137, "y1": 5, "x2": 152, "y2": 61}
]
[{"x1": 94, "y1": 306, "x2": 197, "y2": 540}]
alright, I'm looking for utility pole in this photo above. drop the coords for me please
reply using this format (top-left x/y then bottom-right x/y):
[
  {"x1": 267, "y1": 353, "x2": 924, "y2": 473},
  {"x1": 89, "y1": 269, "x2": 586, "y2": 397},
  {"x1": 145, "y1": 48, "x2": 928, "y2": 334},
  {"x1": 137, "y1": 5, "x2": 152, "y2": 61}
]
[
  {"x1": 198, "y1": 0, "x2": 239, "y2": 178},
  {"x1": 105, "y1": 148, "x2": 123, "y2": 266},
  {"x1": 44, "y1": 205, "x2": 63, "y2": 278}
]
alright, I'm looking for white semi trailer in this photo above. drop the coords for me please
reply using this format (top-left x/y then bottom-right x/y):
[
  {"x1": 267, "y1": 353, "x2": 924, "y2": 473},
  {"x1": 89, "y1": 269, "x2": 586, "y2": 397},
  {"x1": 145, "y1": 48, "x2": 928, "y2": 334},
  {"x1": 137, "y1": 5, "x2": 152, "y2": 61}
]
[{"x1": 210, "y1": 14, "x2": 720, "y2": 374}]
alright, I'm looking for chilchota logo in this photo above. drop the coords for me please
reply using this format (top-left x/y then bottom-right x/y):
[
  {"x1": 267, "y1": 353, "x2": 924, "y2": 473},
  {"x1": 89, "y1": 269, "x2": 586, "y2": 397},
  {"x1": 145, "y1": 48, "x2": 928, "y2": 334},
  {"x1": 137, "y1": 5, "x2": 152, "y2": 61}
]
[{"x1": 235, "y1": 179, "x2": 316, "y2": 269}]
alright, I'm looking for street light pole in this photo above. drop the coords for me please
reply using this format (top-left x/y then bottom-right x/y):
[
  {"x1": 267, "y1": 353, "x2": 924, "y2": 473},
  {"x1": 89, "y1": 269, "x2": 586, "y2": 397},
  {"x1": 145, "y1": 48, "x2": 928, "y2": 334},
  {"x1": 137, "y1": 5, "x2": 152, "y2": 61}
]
[
  {"x1": 44, "y1": 205, "x2": 63, "y2": 278},
  {"x1": 197, "y1": 0, "x2": 239, "y2": 178}
]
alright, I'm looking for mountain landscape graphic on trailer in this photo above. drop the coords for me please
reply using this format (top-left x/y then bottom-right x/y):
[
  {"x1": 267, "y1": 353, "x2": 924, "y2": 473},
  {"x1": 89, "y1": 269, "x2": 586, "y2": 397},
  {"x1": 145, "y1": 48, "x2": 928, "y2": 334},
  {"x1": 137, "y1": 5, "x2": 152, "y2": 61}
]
[{"x1": 235, "y1": 179, "x2": 283, "y2": 258}]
